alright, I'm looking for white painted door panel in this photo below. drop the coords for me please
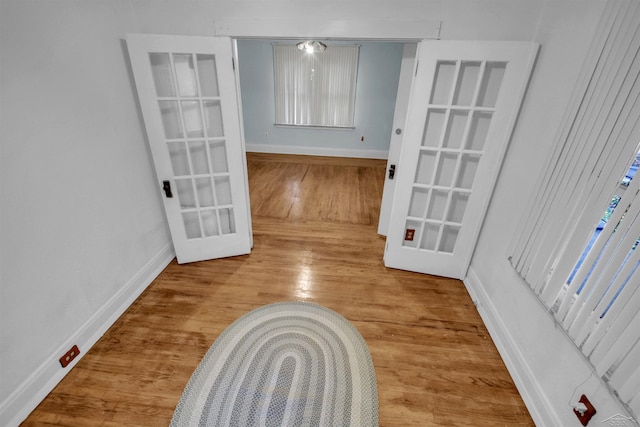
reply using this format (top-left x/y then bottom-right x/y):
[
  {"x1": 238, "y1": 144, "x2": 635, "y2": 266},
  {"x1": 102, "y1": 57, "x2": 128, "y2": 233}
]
[
  {"x1": 127, "y1": 34, "x2": 251, "y2": 264},
  {"x1": 385, "y1": 41, "x2": 538, "y2": 279}
]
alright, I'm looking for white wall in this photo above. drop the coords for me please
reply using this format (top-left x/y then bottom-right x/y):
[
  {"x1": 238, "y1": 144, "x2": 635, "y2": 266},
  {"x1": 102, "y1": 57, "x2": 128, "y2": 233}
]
[
  {"x1": 237, "y1": 39, "x2": 403, "y2": 159},
  {"x1": 467, "y1": 0, "x2": 636, "y2": 424},
  {"x1": 0, "y1": 0, "x2": 624, "y2": 425},
  {"x1": 0, "y1": 1, "x2": 177, "y2": 425}
]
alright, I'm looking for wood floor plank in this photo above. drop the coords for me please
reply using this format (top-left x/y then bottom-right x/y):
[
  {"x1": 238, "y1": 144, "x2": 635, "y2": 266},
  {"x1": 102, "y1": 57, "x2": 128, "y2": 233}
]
[{"x1": 23, "y1": 153, "x2": 533, "y2": 426}]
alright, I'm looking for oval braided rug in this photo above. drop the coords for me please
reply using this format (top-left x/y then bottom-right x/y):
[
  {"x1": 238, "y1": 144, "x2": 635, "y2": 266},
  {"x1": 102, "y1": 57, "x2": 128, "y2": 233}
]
[{"x1": 170, "y1": 301, "x2": 378, "y2": 427}]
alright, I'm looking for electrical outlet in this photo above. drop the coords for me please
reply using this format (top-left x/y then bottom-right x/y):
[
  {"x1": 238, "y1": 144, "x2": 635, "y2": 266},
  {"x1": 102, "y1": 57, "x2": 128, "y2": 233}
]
[
  {"x1": 405, "y1": 229, "x2": 415, "y2": 241},
  {"x1": 59, "y1": 345, "x2": 80, "y2": 368},
  {"x1": 573, "y1": 394, "x2": 597, "y2": 426}
]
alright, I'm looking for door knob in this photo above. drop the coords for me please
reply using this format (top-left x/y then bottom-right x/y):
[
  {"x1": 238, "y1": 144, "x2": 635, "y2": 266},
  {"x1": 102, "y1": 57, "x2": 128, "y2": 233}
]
[{"x1": 162, "y1": 180, "x2": 173, "y2": 198}]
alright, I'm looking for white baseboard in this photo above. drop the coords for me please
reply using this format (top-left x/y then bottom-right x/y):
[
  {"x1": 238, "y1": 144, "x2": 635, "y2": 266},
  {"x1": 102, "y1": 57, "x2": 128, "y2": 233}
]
[
  {"x1": 463, "y1": 267, "x2": 560, "y2": 427},
  {"x1": 246, "y1": 143, "x2": 389, "y2": 159},
  {"x1": 0, "y1": 244, "x2": 175, "y2": 427}
]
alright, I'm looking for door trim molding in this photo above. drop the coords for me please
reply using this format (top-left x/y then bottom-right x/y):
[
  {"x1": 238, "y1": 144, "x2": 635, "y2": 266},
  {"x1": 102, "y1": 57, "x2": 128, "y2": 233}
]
[{"x1": 214, "y1": 18, "x2": 441, "y2": 41}]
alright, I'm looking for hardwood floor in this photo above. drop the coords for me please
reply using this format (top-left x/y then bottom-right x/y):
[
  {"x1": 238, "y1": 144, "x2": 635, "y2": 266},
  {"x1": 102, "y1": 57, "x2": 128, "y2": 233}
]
[{"x1": 23, "y1": 153, "x2": 534, "y2": 426}]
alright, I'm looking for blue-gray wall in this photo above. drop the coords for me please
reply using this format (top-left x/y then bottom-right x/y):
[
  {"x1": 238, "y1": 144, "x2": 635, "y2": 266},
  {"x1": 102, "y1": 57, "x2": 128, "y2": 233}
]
[{"x1": 237, "y1": 39, "x2": 404, "y2": 158}]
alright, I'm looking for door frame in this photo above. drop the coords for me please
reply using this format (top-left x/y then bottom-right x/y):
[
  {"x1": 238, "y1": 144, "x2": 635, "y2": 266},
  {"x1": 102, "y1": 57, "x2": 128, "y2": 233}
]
[
  {"x1": 147, "y1": 23, "x2": 522, "y2": 275},
  {"x1": 377, "y1": 43, "x2": 418, "y2": 236},
  {"x1": 225, "y1": 30, "x2": 432, "y2": 244}
]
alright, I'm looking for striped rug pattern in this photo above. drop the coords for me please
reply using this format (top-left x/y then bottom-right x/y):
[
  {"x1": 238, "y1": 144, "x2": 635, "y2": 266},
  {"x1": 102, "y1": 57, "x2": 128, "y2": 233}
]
[{"x1": 170, "y1": 302, "x2": 378, "y2": 426}]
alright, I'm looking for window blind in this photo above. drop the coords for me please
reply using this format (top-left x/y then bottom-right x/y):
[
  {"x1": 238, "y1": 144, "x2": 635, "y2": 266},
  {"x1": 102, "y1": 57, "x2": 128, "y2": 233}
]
[
  {"x1": 508, "y1": 0, "x2": 640, "y2": 418},
  {"x1": 273, "y1": 44, "x2": 359, "y2": 128}
]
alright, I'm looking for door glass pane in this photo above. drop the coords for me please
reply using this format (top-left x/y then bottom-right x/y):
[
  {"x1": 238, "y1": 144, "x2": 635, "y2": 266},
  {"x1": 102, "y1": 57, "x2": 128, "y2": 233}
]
[
  {"x1": 430, "y1": 61, "x2": 456, "y2": 105},
  {"x1": 203, "y1": 100, "x2": 224, "y2": 137},
  {"x1": 149, "y1": 53, "x2": 175, "y2": 97},
  {"x1": 456, "y1": 154, "x2": 481, "y2": 189},
  {"x1": 209, "y1": 141, "x2": 229, "y2": 173},
  {"x1": 421, "y1": 109, "x2": 446, "y2": 147},
  {"x1": 197, "y1": 54, "x2": 219, "y2": 97},
  {"x1": 182, "y1": 101, "x2": 204, "y2": 138},
  {"x1": 201, "y1": 210, "x2": 219, "y2": 237},
  {"x1": 415, "y1": 151, "x2": 436, "y2": 184},
  {"x1": 426, "y1": 190, "x2": 448, "y2": 220},
  {"x1": 188, "y1": 141, "x2": 209, "y2": 175},
  {"x1": 434, "y1": 153, "x2": 458, "y2": 187},
  {"x1": 214, "y1": 177, "x2": 232, "y2": 205},
  {"x1": 438, "y1": 225, "x2": 460, "y2": 253},
  {"x1": 158, "y1": 101, "x2": 183, "y2": 139},
  {"x1": 182, "y1": 212, "x2": 201, "y2": 239},
  {"x1": 453, "y1": 61, "x2": 481, "y2": 106},
  {"x1": 195, "y1": 178, "x2": 215, "y2": 207},
  {"x1": 167, "y1": 141, "x2": 189, "y2": 176},
  {"x1": 175, "y1": 178, "x2": 196, "y2": 208},
  {"x1": 420, "y1": 223, "x2": 440, "y2": 251},
  {"x1": 402, "y1": 220, "x2": 421, "y2": 248},
  {"x1": 442, "y1": 110, "x2": 469, "y2": 149},
  {"x1": 174, "y1": 54, "x2": 198, "y2": 97},
  {"x1": 447, "y1": 192, "x2": 469, "y2": 224},
  {"x1": 439, "y1": 225, "x2": 460, "y2": 253},
  {"x1": 466, "y1": 111, "x2": 493, "y2": 151},
  {"x1": 477, "y1": 62, "x2": 506, "y2": 107},
  {"x1": 408, "y1": 187, "x2": 429, "y2": 218},
  {"x1": 219, "y1": 208, "x2": 235, "y2": 234}
]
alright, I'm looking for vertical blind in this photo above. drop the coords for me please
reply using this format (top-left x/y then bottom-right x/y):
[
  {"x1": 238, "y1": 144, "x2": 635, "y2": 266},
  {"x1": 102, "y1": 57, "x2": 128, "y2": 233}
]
[
  {"x1": 508, "y1": 0, "x2": 640, "y2": 418},
  {"x1": 273, "y1": 44, "x2": 359, "y2": 128}
]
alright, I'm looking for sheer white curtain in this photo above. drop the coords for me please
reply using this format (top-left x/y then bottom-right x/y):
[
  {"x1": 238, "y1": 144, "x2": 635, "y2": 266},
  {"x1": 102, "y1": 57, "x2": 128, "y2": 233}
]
[
  {"x1": 273, "y1": 44, "x2": 359, "y2": 128},
  {"x1": 508, "y1": 0, "x2": 640, "y2": 417}
]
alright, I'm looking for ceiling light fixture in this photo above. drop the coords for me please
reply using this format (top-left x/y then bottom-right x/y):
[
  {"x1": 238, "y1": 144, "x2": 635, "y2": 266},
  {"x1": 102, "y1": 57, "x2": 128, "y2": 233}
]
[{"x1": 296, "y1": 40, "x2": 327, "y2": 54}]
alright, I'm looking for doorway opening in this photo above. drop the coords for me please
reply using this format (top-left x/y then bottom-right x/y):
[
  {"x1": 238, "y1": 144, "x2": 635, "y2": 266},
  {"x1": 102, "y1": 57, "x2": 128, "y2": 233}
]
[{"x1": 234, "y1": 38, "x2": 417, "y2": 238}]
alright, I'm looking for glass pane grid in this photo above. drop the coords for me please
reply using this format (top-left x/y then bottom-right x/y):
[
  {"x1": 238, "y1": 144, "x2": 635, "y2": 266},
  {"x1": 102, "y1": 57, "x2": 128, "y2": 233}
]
[
  {"x1": 452, "y1": 61, "x2": 483, "y2": 106},
  {"x1": 150, "y1": 50, "x2": 232, "y2": 241},
  {"x1": 197, "y1": 54, "x2": 220, "y2": 97},
  {"x1": 439, "y1": 225, "x2": 460, "y2": 253},
  {"x1": 434, "y1": 152, "x2": 459, "y2": 187},
  {"x1": 149, "y1": 53, "x2": 176, "y2": 97},
  {"x1": 181, "y1": 206, "x2": 237, "y2": 239},
  {"x1": 402, "y1": 219, "x2": 461, "y2": 254},
  {"x1": 430, "y1": 61, "x2": 457, "y2": 105},
  {"x1": 201, "y1": 210, "x2": 219, "y2": 237},
  {"x1": 173, "y1": 53, "x2": 198, "y2": 97},
  {"x1": 421, "y1": 109, "x2": 446, "y2": 148},
  {"x1": 427, "y1": 60, "x2": 504, "y2": 111},
  {"x1": 402, "y1": 60, "x2": 508, "y2": 254},
  {"x1": 477, "y1": 62, "x2": 507, "y2": 107},
  {"x1": 157, "y1": 52, "x2": 226, "y2": 140}
]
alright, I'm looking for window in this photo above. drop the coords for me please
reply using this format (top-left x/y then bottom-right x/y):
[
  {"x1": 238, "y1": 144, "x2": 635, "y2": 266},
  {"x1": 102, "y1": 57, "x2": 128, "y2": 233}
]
[
  {"x1": 273, "y1": 44, "x2": 359, "y2": 128},
  {"x1": 508, "y1": 0, "x2": 640, "y2": 417}
]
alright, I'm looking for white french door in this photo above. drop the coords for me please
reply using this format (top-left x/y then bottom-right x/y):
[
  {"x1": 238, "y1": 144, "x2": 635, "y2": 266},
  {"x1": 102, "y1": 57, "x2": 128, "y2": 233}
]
[
  {"x1": 127, "y1": 34, "x2": 251, "y2": 264},
  {"x1": 385, "y1": 41, "x2": 538, "y2": 279}
]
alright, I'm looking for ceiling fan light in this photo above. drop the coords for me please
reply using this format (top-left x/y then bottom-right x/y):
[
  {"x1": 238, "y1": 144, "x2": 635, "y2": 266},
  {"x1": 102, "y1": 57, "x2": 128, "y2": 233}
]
[{"x1": 296, "y1": 40, "x2": 327, "y2": 53}]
